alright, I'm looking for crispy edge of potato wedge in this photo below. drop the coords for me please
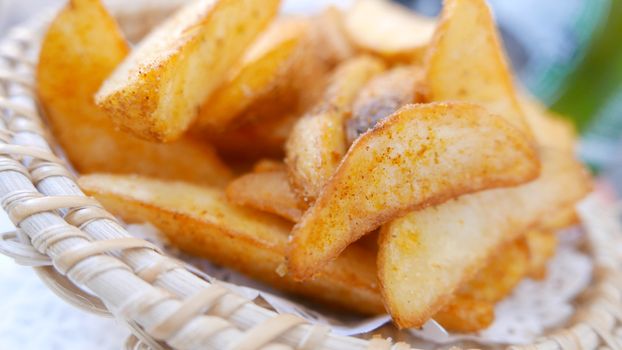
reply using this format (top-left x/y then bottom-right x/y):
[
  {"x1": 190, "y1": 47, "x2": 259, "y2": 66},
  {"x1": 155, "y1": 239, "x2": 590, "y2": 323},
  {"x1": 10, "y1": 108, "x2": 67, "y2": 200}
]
[
  {"x1": 288, "y1": 102, "x2": 540, "y2": 281},
  {"x1": 285, "y1": 56, "x2": 386, "y2": 202},
  {"x1": 426, "y1": 0, "x2": 532, "y2": 139},
  {"x1": 194, "y1": 17, "x2": 310, "y2": 131},
  {"x1": 377, "y1": 148, "x2": 591, "y2": 328},
  {"x1": 36, "y1": 0, "x2": 232, "y2": 186},
  {"x1": 346, "y1": 65, "x2": 426, "y2": 144},
  {"x1": 95, "y1": 0, "x2": 280, "y2": 141},
  {"x1": 79, "y1": 174, "x2": 384, "y2": 315},
  {"x1": 226, "y1": 170, "x2": 305, "y2": 222},
  {"x1": 344, "y1": 0, "x2": 436, "y2": 62}
]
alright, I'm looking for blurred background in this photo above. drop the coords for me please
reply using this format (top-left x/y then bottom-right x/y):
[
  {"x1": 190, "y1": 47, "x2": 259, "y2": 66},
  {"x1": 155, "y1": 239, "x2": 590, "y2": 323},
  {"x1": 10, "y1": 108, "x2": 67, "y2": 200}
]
[{"x1": 0, "y1": 0, "x2": 620, "y2": 348}]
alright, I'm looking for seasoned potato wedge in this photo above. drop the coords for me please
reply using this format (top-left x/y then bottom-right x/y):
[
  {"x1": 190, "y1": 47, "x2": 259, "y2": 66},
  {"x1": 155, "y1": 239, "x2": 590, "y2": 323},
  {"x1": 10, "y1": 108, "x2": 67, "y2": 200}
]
[
  {"x1": 434, "y1": 236, "x2": 530, "y2": 332},
  {"x1": 226, "y1": 170, "x2": 305, "y2": 222},
  {"x1": 288, "y1": 102, "x2": 539, "y2": 281},
  {"x1": 79, "y1": 174, "x2": 384, "y2": 315},
  {"x1": 346, "y1": 65, "x2": 426, "y2": 144},
  {"x1": 525, "y1": 230, "x2": 557, "y2": 279},
  {"x1": 344, "y1": 0, "x2": 436, "y2": 62},
  {"x1": 378, "y1": 148, "x2": 591, "y2": 328},
  {"x1": 37, "y1": 0, "x2": 231, "y2": 186},
  {"x1": 96, "y1": 0, "x2": 280, "y2": 141},
  {"x1": 285, "y1": 56, "x2": 385, "y2": 201},
  {"x1": 426, "y1": 0, "x2": 532, "y2": 137},
  {"x1": 433, "y1": 295, "x2": 494, "y2": 333},
  {"x1": 194, "y1": 17, "x2": 310, "y2": 131}
]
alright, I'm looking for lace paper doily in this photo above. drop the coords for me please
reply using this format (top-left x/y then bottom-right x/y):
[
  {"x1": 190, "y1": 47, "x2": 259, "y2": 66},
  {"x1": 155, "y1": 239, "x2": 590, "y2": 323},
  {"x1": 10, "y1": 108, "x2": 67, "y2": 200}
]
[{"x1": 127, "y1": 221, "x2": 593, "y2": 345}]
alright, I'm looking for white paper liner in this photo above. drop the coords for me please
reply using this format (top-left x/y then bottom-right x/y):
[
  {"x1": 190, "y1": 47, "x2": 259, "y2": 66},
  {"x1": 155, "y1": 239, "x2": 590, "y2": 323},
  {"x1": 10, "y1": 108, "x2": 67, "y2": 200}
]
[{"x1": 126, "y1": 222, "x2": 592, "y2": 345}]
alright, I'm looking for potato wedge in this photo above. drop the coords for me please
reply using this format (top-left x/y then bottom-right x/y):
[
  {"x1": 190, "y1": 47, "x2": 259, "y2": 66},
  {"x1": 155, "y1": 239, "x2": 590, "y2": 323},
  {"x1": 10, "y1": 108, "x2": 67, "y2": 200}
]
[
  {"x1": 226, "y1": 170, "x2": 305, "y2": 222},
  {"x1": 285, "y1": 56, "x2": 385, "y2": 201},
  {"x1": 525, "y1": 230, "x2": 557, "y2": 280},
  {"x1": 433, "y1": 295, "x2": 494, "y2": 333},
  {"x1": 204, "y1": 113, "x2": 300, "y2": 160},
  {"x1": 520, "y1": 93, "x2": 576, "y2": 152},
  {"x1": 79, "y1": 174, "x2": 384, "y2": 315},
  {"x1": 344, "y1": 0, "x2": 436, "y2": 62},
  {"x1": 346, "y1": 65, "x2": 426, "y2": 144},
  {"x1": 194, "y1": 17, "x2": 310, "y2": 131},
  {"x1": 433, "y1": 236, "x2": 530, "y2": 332},
  {"x1": 288, "y1": 102, "x2": 539, "y2": 281},
  {"x1": 95, "y1": 0, "x2": 280, "y2": 141},
  {"x1": 378, "y1": 148, "x2": 591, "y2": 328},
  {"x1": 456, "y1": 237, "x2": 530, "y2": 304},
  {"x1": 426, "y1": 0, "x2": 532, "y2": 137},
  {"x1": 37, "y1": 0, "x2": 231, "y2": 186},
  {"x1": 538, "y1": 204, "x2": 580, "y2": 231}
]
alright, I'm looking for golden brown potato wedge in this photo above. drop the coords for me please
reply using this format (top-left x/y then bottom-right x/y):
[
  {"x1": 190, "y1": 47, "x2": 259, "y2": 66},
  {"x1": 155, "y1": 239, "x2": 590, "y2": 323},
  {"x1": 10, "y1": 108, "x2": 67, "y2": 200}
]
[
  {"x1": 344, "y1": 0, "x2": 436, "y2": 62},
  {"x1": 346, "y1": 65, "x2": 426, "y2": 144},
  {"x1": 226, "y1": 170, "x2": 305, "y2": 222},
  {"x1": 433, "y1": 295, "x2": 494, "y2": 333},
  {"x1": 426, "y1": 0, "x2": 532, "y2": 137},
  {"x1": 456, "y1": 237, "x2": 530, "y2": 304},
  {"x1": 204, "y1": 113, "x2": 300, "y2": 160},
  {"x1": 378, "y1": 148, "x2": 591, "y2": 328},
  {"x1": 95, "y1": 0, "x2": 280, "y2": 141},
  {"x1": 79, "y1": 174, "x2": 384, "y2": 315},
  {"x1": 37, "y1": 0, "x2": 231, "y2": 186},
  {"x1": 285, "y1": 56, "x2": 385, "y2": 201},
  {"x1": 194, "y1": 17, "x2": 310, "y2": 131},
  {"x1": 288, "y1": 102, "x2": 539, "y2": 281},
  {"x1": 520, "y1": 93, "x2": 577, "y2": 152},
  {"x1": 525, "y1": 230, "x2": 557, "y2": 280},
  {"x1": 434, "y1": 236, "x2": 530, "y2": 332}
]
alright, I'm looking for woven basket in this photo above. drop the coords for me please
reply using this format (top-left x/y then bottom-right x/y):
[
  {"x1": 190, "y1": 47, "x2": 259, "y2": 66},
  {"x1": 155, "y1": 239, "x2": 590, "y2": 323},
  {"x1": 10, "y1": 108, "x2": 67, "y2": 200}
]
[{"x1": 1, "y1": 4, "x2": 621, "y2": 350}]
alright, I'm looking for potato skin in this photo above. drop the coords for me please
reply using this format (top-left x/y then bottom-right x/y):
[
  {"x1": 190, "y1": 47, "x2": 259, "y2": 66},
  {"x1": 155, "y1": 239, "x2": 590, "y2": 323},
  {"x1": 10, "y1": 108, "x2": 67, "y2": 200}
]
[
  {"x1": 288, "y1": 102, "x2": 540, "y2": 281},
  {"x1": 36, "y1": 0, "x2": 232, "y2": 186},
  {"x1": 79, "y1": 174, "x2": 385, "y2": 315},
  {"x1": 96, "y1": 0, "x2": 280, "y2": 142}
]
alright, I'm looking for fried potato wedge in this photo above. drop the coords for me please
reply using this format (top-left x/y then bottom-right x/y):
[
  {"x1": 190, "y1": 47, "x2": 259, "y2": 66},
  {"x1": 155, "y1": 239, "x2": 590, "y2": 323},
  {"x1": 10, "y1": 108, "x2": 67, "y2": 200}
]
[
  {"x1": 194, "y1": 17, "x2": 310, "y2": 131},
  {"x1": 426, "y1": 0, "x2": 531, "y2": 137},
  {"x1": 434, "y1": 236, "x2": 530, "y2": 332},
  {"x1": 346, "y1": 65, "x2": 426, "y2": 144},
  {"x1": 95, "y1": 0, "x2": 280, "y2": 141},
  {"x1": 520, "y1": 93, "x2": 577, "y2": 152},
  {"x1": 344, "y1": 0, "x2": 436, "y2": 62},
  {"x1": 288, "y1": 102, "x2": 539, "y2": 281},
  {"x1": 539, "y1": 204, "x2": 580, "y2": 231},
  {"x1": 37, "y1": 0, "x2": 231, "y2": 186},
  {"x1": 285, "y1": 56, "x2": 385, "y2": 201},
  {"x1": 525, "y1": 230, "x2": 557, "y2": 280},
  {"x1": 378, "y1": 148, "x2": 591, "y2": 328},
  {"x1": 79, "y1": 174, "x2": 384, "y2": 315},
  {"x1": 433, "y1": 295, "x2": 494, "y2": 333},
  {"x1": 204, "y1": 113, "x2": 300, "y2": 160},
  {"x1": 226, "y1": 170, "x2": 305, "y2": 222}
]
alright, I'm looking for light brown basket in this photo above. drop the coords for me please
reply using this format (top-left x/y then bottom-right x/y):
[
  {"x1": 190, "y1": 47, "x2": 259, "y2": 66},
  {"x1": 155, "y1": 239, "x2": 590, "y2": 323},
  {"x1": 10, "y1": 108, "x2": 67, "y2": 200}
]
[{"x1": 0, "y1": 4, "x2": 621, "y2": 350}]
